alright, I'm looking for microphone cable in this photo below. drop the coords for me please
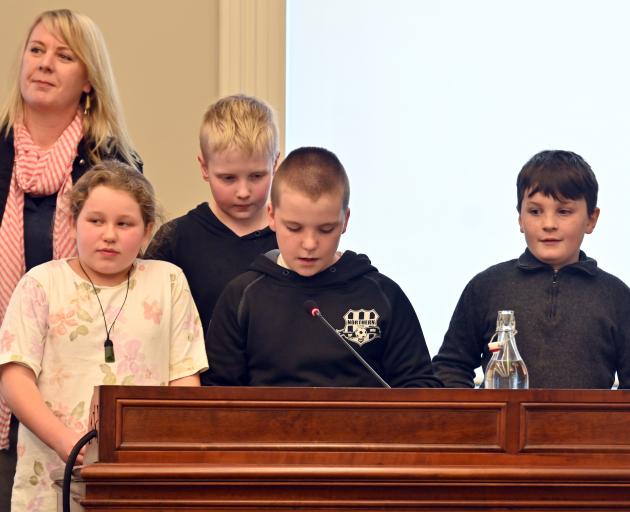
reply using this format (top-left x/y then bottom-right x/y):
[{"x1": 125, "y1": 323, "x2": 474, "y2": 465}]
[{"x1": 63, "y1": 428, "x2": 97, "y2": 512}]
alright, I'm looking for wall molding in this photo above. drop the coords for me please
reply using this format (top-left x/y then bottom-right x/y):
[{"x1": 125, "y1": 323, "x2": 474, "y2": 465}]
[{"x1": 219, "y1": 0, "x2": 286, "y2": 154}]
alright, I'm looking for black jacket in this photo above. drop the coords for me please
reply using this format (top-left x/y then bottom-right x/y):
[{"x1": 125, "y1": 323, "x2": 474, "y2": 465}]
[
  {"x1": 432, "y1": 249, "x2": 630, "y2": 389},
  {"x1": 203, "y1": 250, "x2": 442, "y2": 388},
  {"x1": 145, "y1": 202, "x2": 278, "y2": 332}
]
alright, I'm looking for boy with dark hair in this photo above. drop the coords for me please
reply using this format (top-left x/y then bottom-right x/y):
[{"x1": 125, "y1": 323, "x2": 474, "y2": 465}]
[
  {"x1": 203, "y1": 147, "x2": 441, "y2": 388},
  {"x1": 145, "y1": 95, "x2": 279, "y2": 331},
  {"x1": 433, "y1": 149, "x2": 630, "y2": 388}
]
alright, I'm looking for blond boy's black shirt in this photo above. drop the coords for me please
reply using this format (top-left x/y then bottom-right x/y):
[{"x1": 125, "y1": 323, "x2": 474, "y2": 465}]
[
  {"x1": 145, "y1": 202, "x2": 277, "y2": 332},
  {"x1": 432, "y1": 249, "x2": 630, "y2": 388}
]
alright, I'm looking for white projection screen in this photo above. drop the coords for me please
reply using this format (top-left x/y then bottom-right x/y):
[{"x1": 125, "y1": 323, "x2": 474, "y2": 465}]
[{"x1": 286, "y1": 0, "x2": 630, "y2": 357}]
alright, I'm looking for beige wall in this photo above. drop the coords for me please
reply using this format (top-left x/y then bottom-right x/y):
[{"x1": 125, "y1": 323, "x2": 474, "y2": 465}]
[{"x1": 1, "y1": 0, "x2": 285, "y2": 220}]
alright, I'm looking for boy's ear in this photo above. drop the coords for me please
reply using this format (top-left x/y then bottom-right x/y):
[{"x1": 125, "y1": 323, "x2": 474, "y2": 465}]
[
  {"x1": 198, "y1": 154, "x2": 209, "y2": 182},
  {"x1": 341, "y1": 208, "x2": 350, "y2": 234},
  {"x1": 586, "y1": 207, "x2": 600, "y2": 234},
  {"x1": 518, "y1": 214, "x2": 524, "y2": 233},
  {"x1": 267, "y1": 203, "x2": 277, "y2": 232}
]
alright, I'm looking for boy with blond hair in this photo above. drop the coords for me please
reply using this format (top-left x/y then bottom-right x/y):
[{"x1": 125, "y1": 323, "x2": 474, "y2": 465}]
[
  {"x1": 432, "y1": 150, "x2": 630, "y2": 388},
  {"x1": 203, "y1": 147, "x2": 441, "y2": 388},
  {"x1": 146, "y1": 95, "x2": 279, "y2": 331}
]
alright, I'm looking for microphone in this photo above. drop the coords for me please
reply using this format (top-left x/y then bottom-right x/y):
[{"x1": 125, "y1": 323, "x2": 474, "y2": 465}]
[{"x1": 303, "y1": 300, "x2": 391, "y2": 388}]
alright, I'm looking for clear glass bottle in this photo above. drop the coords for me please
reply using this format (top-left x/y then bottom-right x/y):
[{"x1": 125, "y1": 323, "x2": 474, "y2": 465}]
[{"x1": 483, "y1": 310, "x2": 529, "y2": 389}]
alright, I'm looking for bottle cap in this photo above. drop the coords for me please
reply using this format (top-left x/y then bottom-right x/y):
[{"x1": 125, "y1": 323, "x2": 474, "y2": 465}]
[{"x1": 496, "y1": 310, "x2": 515, "y2": 331}]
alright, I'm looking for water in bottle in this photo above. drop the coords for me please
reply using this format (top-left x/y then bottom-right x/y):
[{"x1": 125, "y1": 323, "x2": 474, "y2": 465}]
[{"x1": 484, "y1": 310, "x2": 529, "y2": 389}]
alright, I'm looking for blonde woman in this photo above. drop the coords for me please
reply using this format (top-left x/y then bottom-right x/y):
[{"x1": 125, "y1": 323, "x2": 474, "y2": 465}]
[{"x1": 0, "y1": 9, "x2": 141, "y2": 510}]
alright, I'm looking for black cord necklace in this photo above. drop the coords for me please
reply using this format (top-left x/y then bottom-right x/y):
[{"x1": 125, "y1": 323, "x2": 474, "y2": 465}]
[{"x1": 77, "y1": 260, "x2": 131, "y2": 363}]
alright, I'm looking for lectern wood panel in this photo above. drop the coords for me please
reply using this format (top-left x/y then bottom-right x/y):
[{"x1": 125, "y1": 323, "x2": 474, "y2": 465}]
[
  {"x1": 520, "y1": 402, "x2": 630, "y2": 451},
  {"x1": 68, "y1": 387, "x2": 630, "y2": 511}
]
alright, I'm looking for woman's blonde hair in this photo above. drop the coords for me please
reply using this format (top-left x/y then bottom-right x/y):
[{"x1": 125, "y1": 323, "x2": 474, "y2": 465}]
[{"x1": 0, "y1": 9, "x2": 138, "y2": 167}]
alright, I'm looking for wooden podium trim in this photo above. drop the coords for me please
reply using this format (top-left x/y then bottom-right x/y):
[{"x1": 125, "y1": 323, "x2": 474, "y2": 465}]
[
  {"x1": 520, "y1": 402, "x2": 630, "y2": 452},
  {"x1": 113, "y1": 398, "x2": 507, "y2": 453},
  {"x1": 72, "y1": 387, "x2": 630, "y2": 511}
]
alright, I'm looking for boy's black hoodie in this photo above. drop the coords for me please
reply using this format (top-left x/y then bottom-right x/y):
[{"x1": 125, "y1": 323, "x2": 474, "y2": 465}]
[{"x1": 203, "y1": 250, "x2": 441, "y2": 388}]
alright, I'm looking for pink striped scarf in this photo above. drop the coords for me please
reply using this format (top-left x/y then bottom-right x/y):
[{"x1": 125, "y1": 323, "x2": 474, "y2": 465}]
[{"x1": 0, "y1": 111, "x2": 83, "y2": 450}]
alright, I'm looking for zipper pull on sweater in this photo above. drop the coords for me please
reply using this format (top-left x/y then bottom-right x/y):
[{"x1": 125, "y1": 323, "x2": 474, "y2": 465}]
[{"x1": 550, "y1": 270, "x2": 560, "y2": 318}]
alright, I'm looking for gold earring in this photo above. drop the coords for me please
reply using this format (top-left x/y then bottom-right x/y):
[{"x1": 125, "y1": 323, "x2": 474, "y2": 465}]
[{"x1": 84, "y1": 94, "x2": 91, "y2": 115}]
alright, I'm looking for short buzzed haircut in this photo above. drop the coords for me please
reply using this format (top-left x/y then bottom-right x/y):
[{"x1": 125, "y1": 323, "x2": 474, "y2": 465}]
[{"x1": 271, "y1": 147, "x2": 350, "y2": 210}]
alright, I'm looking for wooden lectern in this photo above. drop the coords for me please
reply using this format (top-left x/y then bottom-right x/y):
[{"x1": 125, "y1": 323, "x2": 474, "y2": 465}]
[{"x1": 65, "y1": 386, "x2": 630, "y2": 510}]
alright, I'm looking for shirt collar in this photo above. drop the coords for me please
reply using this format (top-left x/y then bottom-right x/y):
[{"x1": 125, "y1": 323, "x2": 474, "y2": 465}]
[{"x1": 517, "y1": 248, "x2": 598, "y2": 276}]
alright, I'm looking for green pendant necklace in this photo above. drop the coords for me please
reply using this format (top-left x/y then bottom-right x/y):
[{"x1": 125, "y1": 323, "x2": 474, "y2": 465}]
[{"x1": 77, "y1": 261, "x2": 131, "y2": 363}]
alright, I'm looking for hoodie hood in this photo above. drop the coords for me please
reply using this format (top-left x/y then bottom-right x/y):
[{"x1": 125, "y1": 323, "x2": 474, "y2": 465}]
[{"x1": 249, "y1": 249, "x2": 378, "y2": 288}]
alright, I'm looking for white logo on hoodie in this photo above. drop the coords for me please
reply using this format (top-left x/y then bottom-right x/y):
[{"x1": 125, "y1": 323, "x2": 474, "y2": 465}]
[{"x1": 337, "y1": 309, "x2": 381, "y2": 346}]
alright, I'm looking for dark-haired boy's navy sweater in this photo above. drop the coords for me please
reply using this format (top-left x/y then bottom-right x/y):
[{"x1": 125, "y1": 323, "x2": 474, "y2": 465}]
[
  {"x1": 145, "y1": 203, "x2": 277, "y2": 332},
  {"x1": 203, "y1": 250, "x2": 441, "y2": 388},
  {"x1": 432, "y1": 249, "x2": 630, "y2": 388}
]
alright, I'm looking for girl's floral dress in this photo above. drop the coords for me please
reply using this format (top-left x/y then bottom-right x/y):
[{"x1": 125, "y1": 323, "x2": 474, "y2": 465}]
[{"x1": 0, "y1": 259, "x2": 208, "y2": 511}]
